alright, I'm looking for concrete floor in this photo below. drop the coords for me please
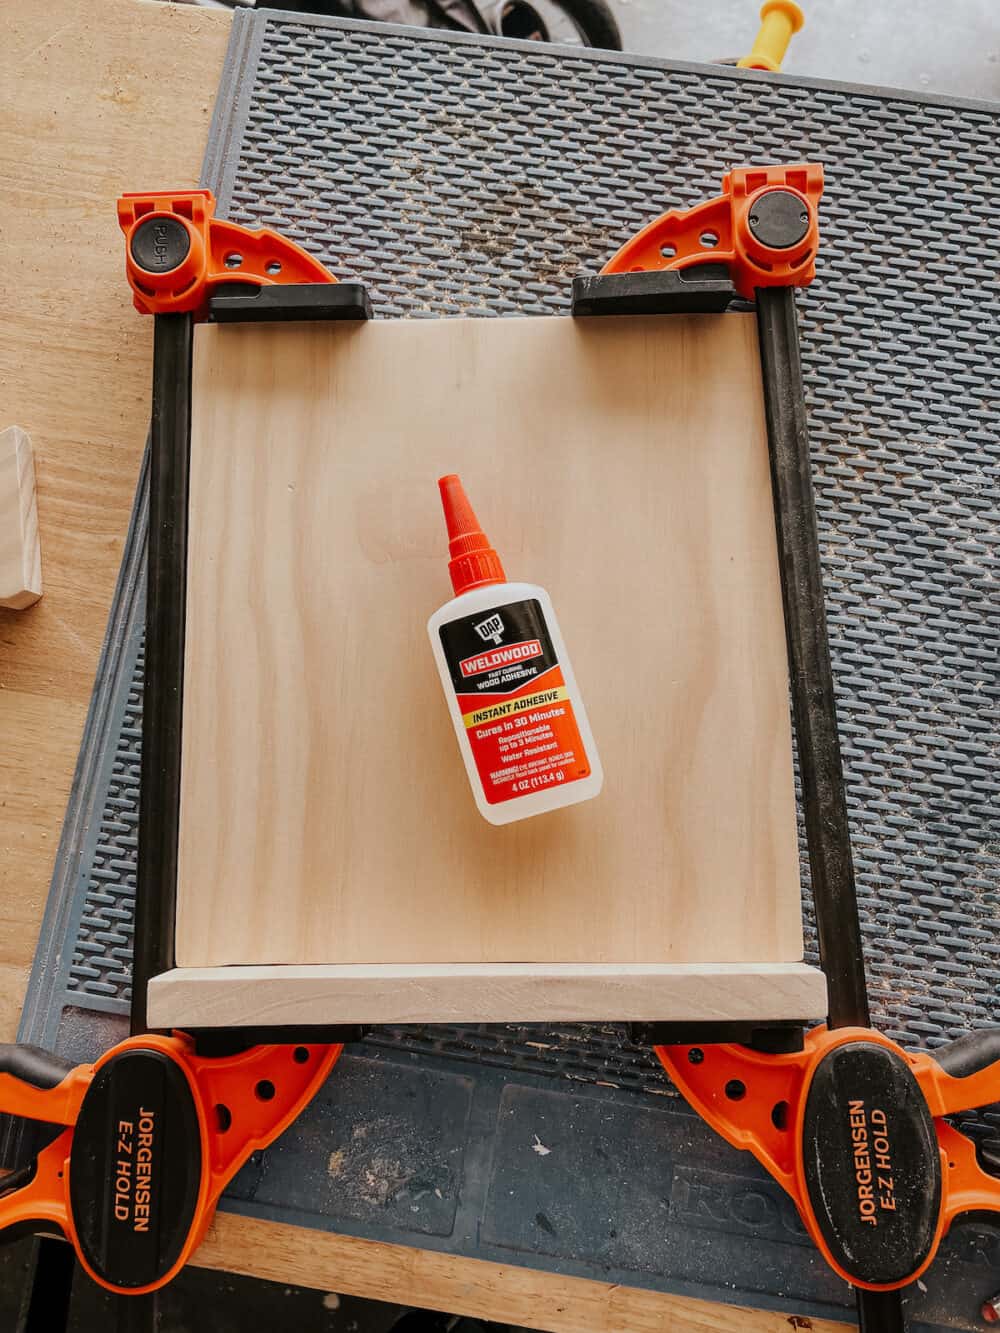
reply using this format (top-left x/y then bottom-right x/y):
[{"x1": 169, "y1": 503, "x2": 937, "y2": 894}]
[
  {"x1": 221, "y1": 0, "x2": 1000, "y2": 103},
  {"x1": 615, "y1": 0, "x2": 1000, "y2": 102}
]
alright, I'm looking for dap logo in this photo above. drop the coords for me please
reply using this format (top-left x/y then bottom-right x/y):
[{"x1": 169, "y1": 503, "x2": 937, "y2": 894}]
[{"x1": 473, "y1": 613, "x2": 505, "y2": 647}]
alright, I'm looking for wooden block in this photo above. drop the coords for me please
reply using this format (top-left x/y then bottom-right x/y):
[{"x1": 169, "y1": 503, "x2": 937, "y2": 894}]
[
  {"x1": 195, "y1": 1210, "x2": 853, "y2": 1333},
  {"x1": 147, "y1": 962, "x2": 828, "y2": 1028},
  {"x1": 0, "y1": 427, "x2": 42, "y2": 610},
  {"x1": 176, "y1": 313, "x2": 803, "y2": 999}
]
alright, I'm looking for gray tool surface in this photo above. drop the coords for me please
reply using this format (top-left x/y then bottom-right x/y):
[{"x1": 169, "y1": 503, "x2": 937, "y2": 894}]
[{"x1": 15, "y1": 14, "x2": 1000, "y2": 1330}]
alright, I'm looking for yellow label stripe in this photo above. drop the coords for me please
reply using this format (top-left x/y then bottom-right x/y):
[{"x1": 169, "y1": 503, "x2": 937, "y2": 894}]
[{"x1": 463, "y1": 685, "x2": 570, "y2": 729}]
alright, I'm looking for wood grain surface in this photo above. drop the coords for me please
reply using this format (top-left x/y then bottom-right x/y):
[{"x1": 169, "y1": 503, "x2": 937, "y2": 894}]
[
  {"x1": 177, "y1": 314, "x2": 803, "y2": 972},
  {"x1": 196, "y1": 1211, "x2": 852, "y2": 1333},
  {"x1": 148, "y1": 960, "x2": 827, "y2": 1028},
  {"x1": 0, "y1": 0, "x2": 230, "y2": 1041},
  {"x1": 0, "y1": 428, "x2": 43, "y2": 609}
]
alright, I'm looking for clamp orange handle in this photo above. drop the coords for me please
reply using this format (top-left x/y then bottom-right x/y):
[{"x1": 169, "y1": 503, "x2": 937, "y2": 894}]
[
  {"x1": 602, "y1": 163, "x2": 823, "y2": 301},
  {"x1": 657, "y1": 1025, "x2": 1000, "y2": 1293},
  {"x1": 658, "y1": 1029, "x2": 949, "y2": 1290},
  {"x1": 117, "y1": 190, "x2": 336, "y2": 319},
  {"x1": 0, "y1": 1033, "x2": 342, "y2": 1295},
  {"x1": 76, "y1": 1034, "x2": 342, "y2": 1295}
]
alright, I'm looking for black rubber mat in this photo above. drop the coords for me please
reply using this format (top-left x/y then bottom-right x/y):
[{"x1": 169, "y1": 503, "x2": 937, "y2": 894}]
[{"x1": 16, "y1": 13, "x2": 1000, "y2": 1330}]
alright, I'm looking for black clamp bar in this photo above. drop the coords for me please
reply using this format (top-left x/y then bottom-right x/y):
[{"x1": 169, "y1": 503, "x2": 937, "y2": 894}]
[
  {"x1": 753, "y1": 284, "x2": 898, "y2": 1333},
  {"x1": 755, "y1": 287, "x2": 869, "y2": 1033},
  {"x1": 133, "y1": 311, "x2": 193, "y2": 1037}
]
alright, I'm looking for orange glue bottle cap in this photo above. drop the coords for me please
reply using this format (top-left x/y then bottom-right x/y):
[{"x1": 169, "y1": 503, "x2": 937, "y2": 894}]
[{"x1": 438, "y1": 474, "x2": 506, "y2": 596}]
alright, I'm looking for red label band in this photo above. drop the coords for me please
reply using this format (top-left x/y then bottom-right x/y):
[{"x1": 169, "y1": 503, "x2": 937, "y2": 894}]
[{"x1": 459, "y1": 638, "x2": 543, "y2": 679}]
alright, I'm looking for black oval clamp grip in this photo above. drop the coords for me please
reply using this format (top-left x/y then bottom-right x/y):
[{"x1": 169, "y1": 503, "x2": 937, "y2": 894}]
[
  {"x1": 0, "y1": 1043, "x2": 75, "y2": 1090},
  {"x1": 0, "y1": 1046, "x2": 75, "y2": 1247},
  {"x1": 932, "y1": 1029, "x2": 1000, "y2": 1178},
  {"x1": 802, "y1": 1040, "x2": 942, "y2": 1288},
  {"x1": 70, "y1": 1047, "x2": 202, "y2": 1290},
  {"x1": 934, "y1": 1029, "x2": 1000, "y2": 1080}
]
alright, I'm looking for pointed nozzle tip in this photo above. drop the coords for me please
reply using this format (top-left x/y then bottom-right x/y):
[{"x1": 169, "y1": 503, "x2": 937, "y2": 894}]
[{"x1": 436, "y1": 473, "x2": 505, "y2": 595}]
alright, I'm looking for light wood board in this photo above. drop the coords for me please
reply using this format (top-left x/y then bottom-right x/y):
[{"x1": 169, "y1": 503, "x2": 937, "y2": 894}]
[
  {"x1": 195, "y1": 1211, "x2": 851, "y2": 1333},
  {"x1": 177, "y1": 314, "x2": 804, "y2": 977},
  {"x1": 148, "y1": 961, "x2": 827, "y2": 1028},
  {"x1": 0, "y1": 427, "x2": 42, "y2": 609}
]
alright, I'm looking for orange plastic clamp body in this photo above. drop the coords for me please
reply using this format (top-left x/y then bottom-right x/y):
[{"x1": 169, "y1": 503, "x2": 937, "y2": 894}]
[
  {"x1": 656, "y1": 1029, "x2": 941, "y2": 1291},
  {"x1": 656, "y1": 1025, "x2": 1000, "y2": 1292},
  {"x1": 117, "y1": 189, "x2": 336, "y2": 318},
  {"x1": 3, "y1": 1033, "x2": 342, "y2": 1296},
  {"x1": 602, "y1": 163, "x2": 823, "y2": 301},
  {"x1": 78, "y1": 1034, "x2": 343, "y2": 1295}
]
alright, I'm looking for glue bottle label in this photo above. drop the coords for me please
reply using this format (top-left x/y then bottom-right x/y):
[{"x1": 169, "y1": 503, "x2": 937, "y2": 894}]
[{"x1": 438, "y1": 598, "x2": 592, "y2": 805}]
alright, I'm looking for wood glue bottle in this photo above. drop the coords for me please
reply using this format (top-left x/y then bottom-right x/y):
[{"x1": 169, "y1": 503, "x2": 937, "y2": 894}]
[{"x1": 428, "y1": 474, "x2": 603, "y2": 825}]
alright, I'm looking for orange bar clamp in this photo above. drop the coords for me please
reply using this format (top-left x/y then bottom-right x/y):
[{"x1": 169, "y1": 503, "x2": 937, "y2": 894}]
[
  {"x1": 601, "y1": 162, "x2": 823, "y2": 299},
  {"x1": 0, "y1": 1035, "x2": 341, "y2": 1295},
  {"x1": 117, "y1": 189, "x2": 337, "y2": 318}
]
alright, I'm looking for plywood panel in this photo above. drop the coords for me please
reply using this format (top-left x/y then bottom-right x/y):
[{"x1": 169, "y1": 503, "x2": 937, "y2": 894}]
[
  {"x1": 148, "y1": 962, "x2": 827, "y2": 1028},
  {"x1": 0, "y1": 427, "x2": 42, "y2": 609},
  {"x1": 177, "y1": 314, "x2": 801, "y2": 968}
]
